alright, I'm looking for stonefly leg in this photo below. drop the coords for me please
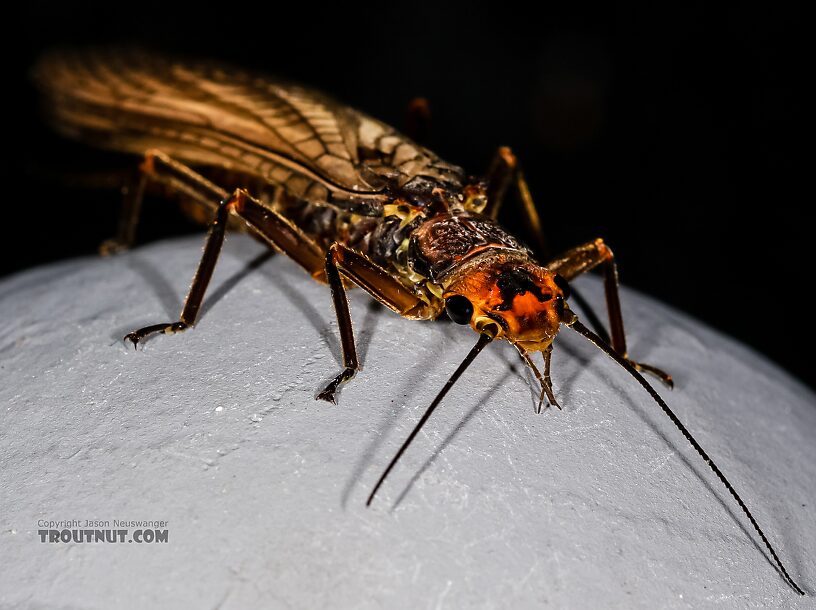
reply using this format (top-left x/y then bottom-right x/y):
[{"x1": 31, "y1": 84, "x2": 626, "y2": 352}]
[
  {"x1": 318, "y1": 243, "x2": 439, "y2": 403},
  {"x1": 124, "y1": 193, "x2": 235, "y2": 346},
  {"x1": 547, "y1": 238, "x2": 674, "y2": 387}
]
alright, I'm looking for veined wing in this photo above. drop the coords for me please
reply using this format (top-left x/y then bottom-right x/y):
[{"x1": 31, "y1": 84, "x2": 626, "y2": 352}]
[{"x1": 34, "y1": 49, "x2": 465, "y2": 208}]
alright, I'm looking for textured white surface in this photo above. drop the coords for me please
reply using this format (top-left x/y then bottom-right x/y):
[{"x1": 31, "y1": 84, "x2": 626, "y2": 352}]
[{"x1": 1, "y1": 233, "x2": 814, "y2": 609}]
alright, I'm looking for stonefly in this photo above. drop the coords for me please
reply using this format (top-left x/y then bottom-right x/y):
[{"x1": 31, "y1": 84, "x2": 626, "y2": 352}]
[{"x1": 34, "y1": 48, "x2": 805, "y2": 595}]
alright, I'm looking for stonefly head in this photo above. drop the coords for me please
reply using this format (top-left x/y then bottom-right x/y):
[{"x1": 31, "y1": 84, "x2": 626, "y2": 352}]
[{"x1": 442, "y1": 256, "x2": 572, "y2": 352}]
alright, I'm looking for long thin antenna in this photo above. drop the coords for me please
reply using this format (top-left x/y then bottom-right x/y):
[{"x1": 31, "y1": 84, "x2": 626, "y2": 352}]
[
  {"x1": 568, "y1": 318, "x2": 805, "y2": 596},
  {"x1": 366, "y1": 332, "x2": 494, "y2": 507}
]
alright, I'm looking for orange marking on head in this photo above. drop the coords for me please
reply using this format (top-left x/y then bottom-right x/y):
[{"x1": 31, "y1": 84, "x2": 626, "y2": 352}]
[
  {"x1": 444, "y1": 256, "x2": 568, "y2": 352},
  {"x1": 507, "y1": 291, "x2": 548, "y2": 317}
]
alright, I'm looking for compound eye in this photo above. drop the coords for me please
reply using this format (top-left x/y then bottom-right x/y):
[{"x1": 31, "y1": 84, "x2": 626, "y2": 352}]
[
  {"x1": 553, "y1": 274, "x2": 571, "y2": 300},
  {"x1": 554, "y1": 295, "x2": 565, "y2": 318},
  {"x1": 445, "y1": 295, "x2": 474, "y2": 325}
]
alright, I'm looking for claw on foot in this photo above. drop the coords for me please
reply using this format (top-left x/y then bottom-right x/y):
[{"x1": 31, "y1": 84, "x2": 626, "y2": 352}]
[
  {"x1": 535, "y1": 392, "x2": 562, "y2": 414},
  {"x1": 317, "y1": 367, "x2": 356, "y2": 404},
  {"x1": 316, "y1": 388, "x2": 338, "y2": 404}
]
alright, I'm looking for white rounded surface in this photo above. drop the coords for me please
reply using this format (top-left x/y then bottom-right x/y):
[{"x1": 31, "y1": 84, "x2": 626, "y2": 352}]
[{"x1": 1, "y1": 234, "x2": 814, "y2": 609}]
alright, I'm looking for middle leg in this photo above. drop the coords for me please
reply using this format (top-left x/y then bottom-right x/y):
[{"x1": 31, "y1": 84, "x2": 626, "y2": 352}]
[
  {"x1": 318, "y1": 242, "x2": 440, "y2": 403},
  {"x1": 484, "y1": 146, "x2": 546, "y2": 255}
]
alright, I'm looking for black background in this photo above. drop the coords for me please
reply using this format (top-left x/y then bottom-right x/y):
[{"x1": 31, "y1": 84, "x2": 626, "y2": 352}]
[{"x1": 4, "y1": 3, "x2": 809, "y2": 388}]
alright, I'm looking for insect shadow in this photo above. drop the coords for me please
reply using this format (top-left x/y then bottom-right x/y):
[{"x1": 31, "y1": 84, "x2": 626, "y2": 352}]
[
  {"x1": 248, "y1": 241, "x2": 386, "y2": 375},
  {"x1": 109, "y1": 252, "x2": 183, "y2": 343},
  {"x1": 571, "y1": 342, "x2": 792, "y2": 583},
  {"x1": 115, "y1": 235, "x2": 387, "y2": 394},
  {"x1": 374, "y1": 318, "x2": 796, "y2": 587},
  {"x1": 340, "y1": 321, "x2": 463, "y2": 508},
  {"x1": 121, "y1": 248, "x2": 797, "y2": 586},
  {"x1": 113, "y1": 242, "x2": 274, "y2": 343},
  {"x1": 355, "y1": 317, "x2": 607, "y2": 511},
  {"x1": 127, "y1": 253, "x2": 183, "y2": 319},
  {"x1": 351, "y1": 300, "x2": 384, "y2": 368},
  {"x1": 556, "y1": 305, "x2": 797, "y2": 583},
  {"x1": 198, "y1": 250, "x2": 274, "y2": 320},
  {"x1": 257, "y1": 256, "x2": 384, "y2": 371},
  {"x1": 391, "y1": 363, "x2": 518, "y2": 510},
  {"x1": 383, "y1": 340, "x2": 581, "y2": 511}
]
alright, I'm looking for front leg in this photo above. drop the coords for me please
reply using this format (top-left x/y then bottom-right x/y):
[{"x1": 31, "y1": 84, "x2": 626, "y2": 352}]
[
  {"x1": 483, "y1": 147, "x2": 546, "y2": 255},
  {"x1": 482, "y1": 146, "x2": 612, "y2": 345},
  {"x1": 318, "y1": 243, "x2": 440, "y2": 403},
  {"x1": 546, "y1": 238, "x2": 674, "y2": 387},
  {"x1": 513, "y1": 343, "x2": 561, "y2": 413}
]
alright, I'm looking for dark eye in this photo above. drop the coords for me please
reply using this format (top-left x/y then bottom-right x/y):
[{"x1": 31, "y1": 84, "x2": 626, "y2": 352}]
[
  {"x1": 445, "y1": 295, "x2": 474, "y2": 325},
  {"x1": 554, "y1": 296, "x2": 565, "y2": 318},
  {"x1": 553, "y1": 274, "x2": 571, "y2": 300}
]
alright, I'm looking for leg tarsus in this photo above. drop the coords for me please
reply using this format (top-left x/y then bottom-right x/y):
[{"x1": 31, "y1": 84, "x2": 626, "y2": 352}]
[
  {"x1": 317, "y1": 367, "x2": 357, "y2": 404},
  {"x1": 630, "y1": 359, "x2": 674, "y2": 388},
  {"x1": 124, "y1": 321, "x2": 190, "y2": 347}
]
